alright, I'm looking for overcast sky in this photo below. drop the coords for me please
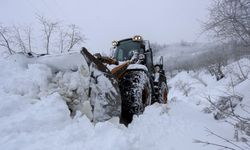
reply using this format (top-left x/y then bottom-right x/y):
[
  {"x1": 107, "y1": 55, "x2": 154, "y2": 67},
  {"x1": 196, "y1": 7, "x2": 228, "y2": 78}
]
[{"x1": 0, "y1": 0, "x2": 211, "y2": 52}]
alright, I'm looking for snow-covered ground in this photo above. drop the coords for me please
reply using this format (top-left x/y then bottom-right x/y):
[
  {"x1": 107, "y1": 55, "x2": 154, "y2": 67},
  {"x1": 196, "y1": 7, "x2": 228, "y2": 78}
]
[{"x1": 0, "y1": 52, "x2": 249, "y2": 150}]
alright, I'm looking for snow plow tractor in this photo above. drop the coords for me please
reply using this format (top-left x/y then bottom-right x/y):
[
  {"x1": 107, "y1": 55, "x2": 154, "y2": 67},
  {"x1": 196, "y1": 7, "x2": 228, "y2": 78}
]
[{"x1": 81, "y1": 35, "x2": 168, "y2": 125}]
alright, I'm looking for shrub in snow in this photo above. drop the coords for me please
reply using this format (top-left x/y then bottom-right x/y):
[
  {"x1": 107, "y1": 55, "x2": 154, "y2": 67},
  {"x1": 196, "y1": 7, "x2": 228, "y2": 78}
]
[
  {"x1": 224, "y1": 59, "x2": 250, "y2": 86},
  {"x1": 202, "y1": 94, "x2": 250, "y2": 148},
  {"x1": 203, "y1": 95, "x2": 243, "y2": 120},
  {"x1": 207, "y1": 64, "x2": 225, "y2": 81},
  {"x1": 190, "y1": 72, "x2": 207, "y2": 87},
  {"x1": 174, "y1": 80, "x2": 193, "y2": 96},
  {"x1": 213, "y1": 95, "x2": 243, "y2": 120},
  {"x1": 235, "y1": 122, "x2": 250, "y2": 137}
]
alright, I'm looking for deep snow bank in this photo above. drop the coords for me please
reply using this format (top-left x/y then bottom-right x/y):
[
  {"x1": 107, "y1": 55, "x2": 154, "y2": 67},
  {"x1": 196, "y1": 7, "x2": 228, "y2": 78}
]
[{"x1": 0, "y1": 53, "x2": 249, "y2": 150}]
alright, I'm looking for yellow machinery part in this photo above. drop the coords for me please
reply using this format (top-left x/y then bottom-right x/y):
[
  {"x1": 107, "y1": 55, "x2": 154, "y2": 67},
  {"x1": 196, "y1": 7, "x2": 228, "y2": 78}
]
[{"x1": 111, "y1": 61, "x2": 131, "y2": 79}]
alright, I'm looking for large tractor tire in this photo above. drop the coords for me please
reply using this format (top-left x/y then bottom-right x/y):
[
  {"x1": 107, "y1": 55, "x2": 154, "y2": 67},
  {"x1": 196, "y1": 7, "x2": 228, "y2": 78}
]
[
  {"x1": 119, "y1": 71, "x2": 152, "y2": 125},
  {"x1": 158, "y1": 82, "x2": 168, "y2": 104}
]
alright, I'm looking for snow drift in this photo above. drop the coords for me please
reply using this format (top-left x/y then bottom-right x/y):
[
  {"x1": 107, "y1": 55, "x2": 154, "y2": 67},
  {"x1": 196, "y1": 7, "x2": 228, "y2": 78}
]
[{"x1": 0, "y1": 52, "x2": 249, "y2": 150}]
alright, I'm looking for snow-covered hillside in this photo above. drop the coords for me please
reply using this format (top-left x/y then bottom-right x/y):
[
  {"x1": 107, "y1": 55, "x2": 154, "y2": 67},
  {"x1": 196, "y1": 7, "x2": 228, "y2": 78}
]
[{"x1": 0, "y1": 53, "x2": 249, "y2": 150}]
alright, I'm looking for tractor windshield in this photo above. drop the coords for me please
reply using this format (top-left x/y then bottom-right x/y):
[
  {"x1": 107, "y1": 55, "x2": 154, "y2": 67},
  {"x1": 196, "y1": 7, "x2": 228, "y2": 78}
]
[{"x1": 114, "y1": 40, "x2": 142, "y2": 61}]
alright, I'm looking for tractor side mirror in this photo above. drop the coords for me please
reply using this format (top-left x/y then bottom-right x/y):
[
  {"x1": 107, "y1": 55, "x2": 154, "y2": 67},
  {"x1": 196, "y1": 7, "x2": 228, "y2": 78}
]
[
  {"x1": 160, "y1": 56, "x2": 163, "y2": 65},
  {"x1": 144, "y1": 47, "x2": 152, "y2": 55},
  {"x1": 145, "y1": 47, "x2": 151, "y2": 52},
  {"x1": 159, "y1": 69, "x2": 165, "y2": 75},
  {"x1": 159, "y1": 56, "x2": 164, "y2": 70}
]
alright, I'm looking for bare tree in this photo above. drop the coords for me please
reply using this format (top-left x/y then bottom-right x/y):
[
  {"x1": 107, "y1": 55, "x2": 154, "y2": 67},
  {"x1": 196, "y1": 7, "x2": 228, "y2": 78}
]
[
  {"x1": 58, "y1": 28, "x2": 67, "y2": 53},
  {"x1": 24, "y1": 26, "x2": 32, "y2": 53},
  {"x1": 0, "y1": 25, "x2": 15, "y2": 54},
  {"x1": 66, "y1": 24, "x2": 84, "y2": 52},
  {"x1": 190, "y1": 72, "x2": 208, "y2": 87},
  {"x1": 13, "y1": 26, "x2": 28, "y2": 53},
  {"x1": 236, "y1": 61, "x2": 248, "y2": 80},
  {"x1": 1, "y1": 18, "x2": 85, "y2": 55},
  {"x1": 37, "y1": 15, "x2": 58, "y2": 54},
  {"x1": 175, "y1": 81, "x2": 193, "y2": 96},
  {"x1": 57, "y1": 24, "x2": 84, "y2": 53},
  {"x1": 13, "y1": 25, "x2": 34, "y2": 54},
  {"x1": 204, "y1": 0, "x2": 250, "y2": 46}
]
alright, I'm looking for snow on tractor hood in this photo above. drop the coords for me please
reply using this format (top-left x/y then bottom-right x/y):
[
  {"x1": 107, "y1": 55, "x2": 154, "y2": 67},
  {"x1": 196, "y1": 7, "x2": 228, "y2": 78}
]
[{"x1": 127, "y1": 64, "x2": 148, "y2": 71}]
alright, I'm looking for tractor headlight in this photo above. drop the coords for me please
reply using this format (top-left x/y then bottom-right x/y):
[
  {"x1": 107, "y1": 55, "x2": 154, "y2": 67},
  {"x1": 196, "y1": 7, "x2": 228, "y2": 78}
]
[
  {"x1": 139, "y1": 54, "x2": 145, "y2": 60},
  {"x1": 132, "y1": 35, "x2": 143, "y2": 41},
  {"x1": 112, "y1": 41, "x2": 118, "y2": 47}
]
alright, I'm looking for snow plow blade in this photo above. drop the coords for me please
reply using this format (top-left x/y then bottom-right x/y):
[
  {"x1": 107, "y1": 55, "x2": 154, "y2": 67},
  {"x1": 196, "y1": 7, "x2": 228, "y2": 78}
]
[{"x1": 80, "y1": 47, "x2": 121, "y2": 122}]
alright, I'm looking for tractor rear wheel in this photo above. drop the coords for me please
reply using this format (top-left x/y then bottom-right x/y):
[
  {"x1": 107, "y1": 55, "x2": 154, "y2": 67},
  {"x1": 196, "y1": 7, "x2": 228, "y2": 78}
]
[{"x1": 158, "y1": 82, "x2": 168, "y2": 104}]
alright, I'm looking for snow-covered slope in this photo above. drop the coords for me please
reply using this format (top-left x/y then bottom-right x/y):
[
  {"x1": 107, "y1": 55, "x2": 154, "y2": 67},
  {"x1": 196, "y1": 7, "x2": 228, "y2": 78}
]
[{"x1": 0, "y1": 53, "x2": 249, "y2": 150}]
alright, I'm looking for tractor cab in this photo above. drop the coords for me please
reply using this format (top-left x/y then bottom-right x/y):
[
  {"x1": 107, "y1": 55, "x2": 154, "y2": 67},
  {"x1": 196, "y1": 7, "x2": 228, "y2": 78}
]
[
  {"x1": 112, "y1": 35, "x2": 154, "y2": 74},
  {"x1": 112, "y1": 36, "x2": 145, "y2": 61}
]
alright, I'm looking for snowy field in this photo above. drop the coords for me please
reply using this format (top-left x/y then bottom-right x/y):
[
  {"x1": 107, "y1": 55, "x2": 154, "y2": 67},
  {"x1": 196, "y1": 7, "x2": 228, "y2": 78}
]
[{"x1": 0, "y1": 52, "x2": 249, "y2": 150}]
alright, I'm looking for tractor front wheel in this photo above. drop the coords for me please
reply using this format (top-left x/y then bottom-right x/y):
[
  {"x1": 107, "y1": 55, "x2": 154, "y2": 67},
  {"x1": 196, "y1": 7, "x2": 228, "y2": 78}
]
[{"x1": 119, "y1": 71, "x2": 152, "y2": 125}]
